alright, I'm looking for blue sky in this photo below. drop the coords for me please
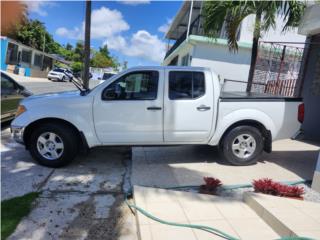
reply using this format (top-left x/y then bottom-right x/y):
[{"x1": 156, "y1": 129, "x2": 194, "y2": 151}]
[{"x1": 26, "y1": 1, "x2": 182, "y2": 67}]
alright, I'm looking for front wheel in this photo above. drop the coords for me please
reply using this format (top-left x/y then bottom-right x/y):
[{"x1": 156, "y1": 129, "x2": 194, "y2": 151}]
[
  {"x1": 221, "y1": 125, "x2": 264, "y2": 166},
  {"x1": 28, "y1": 123, "x2": 79, "y2": 167}
]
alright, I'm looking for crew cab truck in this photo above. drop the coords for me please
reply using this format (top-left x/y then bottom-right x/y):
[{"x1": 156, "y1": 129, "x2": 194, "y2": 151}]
[{"x1": 11, "y1": 66, "x2": 303, "y2": 168}]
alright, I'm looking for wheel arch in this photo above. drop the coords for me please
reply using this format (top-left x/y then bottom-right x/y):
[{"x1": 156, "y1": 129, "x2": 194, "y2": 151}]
[
  {"x1": 219, "y1": 120, "x2": 272, "y2": 153},
  {"x1": 23, "y1": 117, "x2": 89, "y2": 150}
]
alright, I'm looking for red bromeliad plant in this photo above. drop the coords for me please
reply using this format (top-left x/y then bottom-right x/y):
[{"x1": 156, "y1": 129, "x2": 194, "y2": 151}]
[
  {"x1": 199, "y1": 177, "x2": 222, "y2": 195},
  {"x1": 253, "y1": 178, "x2": 304, "y2": 199}
]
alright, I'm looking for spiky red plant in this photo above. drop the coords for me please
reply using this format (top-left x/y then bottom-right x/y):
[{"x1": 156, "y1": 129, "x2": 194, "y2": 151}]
[
  {"x1": 253, "y1": 178, "x2": 304, "y2": 199},
  {"x1": 199, "y1": 177, "x2": 222, "y2": 195}
]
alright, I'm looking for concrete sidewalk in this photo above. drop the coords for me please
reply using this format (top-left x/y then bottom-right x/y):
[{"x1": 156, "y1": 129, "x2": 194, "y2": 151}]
[
  {"x1": 133, "y1": 186, "x2": 280, "y2": 240},
  {"x1": 132, "y1": 139, "x2": 319, "y2": 188}
]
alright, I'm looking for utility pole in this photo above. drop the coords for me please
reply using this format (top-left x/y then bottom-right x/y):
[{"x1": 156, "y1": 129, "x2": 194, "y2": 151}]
[
  {"x1": 42, "y1": 33, "x2": 46, "y2": 69},
  {"x1": 83, "y1": 0, "x2": 91, "y2": 90}
]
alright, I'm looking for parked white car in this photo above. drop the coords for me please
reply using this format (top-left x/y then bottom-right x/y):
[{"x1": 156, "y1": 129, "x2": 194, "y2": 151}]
[
  {"x1": 47, "y1": 68, "x2": 73, "y2": 82},
  {"x1": 11, "y1": 66, "x2": 303, "y2": 167}
]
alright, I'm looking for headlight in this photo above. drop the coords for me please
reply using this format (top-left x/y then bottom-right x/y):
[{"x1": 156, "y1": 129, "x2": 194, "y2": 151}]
[{"x1": 16, "y1": 105, "x2": 27, "y2": 117}]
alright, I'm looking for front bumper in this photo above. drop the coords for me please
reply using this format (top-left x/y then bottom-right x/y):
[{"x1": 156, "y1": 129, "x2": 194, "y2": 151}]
[
  {"x1": 48, "y1": 74, "x2": 62, "y2": 80},
  {"x1": 11, "y1": 125, "x2": 25, "y2": 144}
]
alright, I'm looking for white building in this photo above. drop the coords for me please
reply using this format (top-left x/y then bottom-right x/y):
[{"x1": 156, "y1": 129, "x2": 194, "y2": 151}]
[{"x1": 162, "y1": 1, "x2": 306, "y2": 92}]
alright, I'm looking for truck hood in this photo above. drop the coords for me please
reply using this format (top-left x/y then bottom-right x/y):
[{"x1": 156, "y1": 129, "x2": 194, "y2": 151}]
[{"x1": 21, "y1": 90, "x2": 80, "y2": 104}]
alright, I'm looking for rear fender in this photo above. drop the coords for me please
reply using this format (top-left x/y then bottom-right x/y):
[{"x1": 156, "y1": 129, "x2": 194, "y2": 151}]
[{"x1": 208, "y1": 109, "x2": 276, "y2": 146}]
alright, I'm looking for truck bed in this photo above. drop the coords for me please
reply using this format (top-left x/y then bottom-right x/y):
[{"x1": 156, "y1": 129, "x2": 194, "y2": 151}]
[{"x1": 220, "y1": 92, "x2": 302, "y2": 102}]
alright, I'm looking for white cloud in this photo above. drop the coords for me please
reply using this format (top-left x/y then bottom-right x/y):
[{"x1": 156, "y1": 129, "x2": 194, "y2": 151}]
[
  {"x1": 158, "y1": 18, "x2": 173, "y2": 34},
  {"x1": 118, "y1": 0, "x2": 150, "y2": 5},
  {"x1": 24, "y1": 1, "x2": 56, "y2": 17},
  {"x1": 55, "y1": 7, "x2": 129, "y2": 40},
  {"x1": 91, "y1": 7, "x2": 129, "y2": 39},
  {"x1": 55, "y1": 27, "x2": 82, "y2": 39},
  {"x1": 56, "y1": 6, "x2": 165, "y2": 63},
  {"x1": 105, "y1": 30, "x2": 166, "y2": 63}
]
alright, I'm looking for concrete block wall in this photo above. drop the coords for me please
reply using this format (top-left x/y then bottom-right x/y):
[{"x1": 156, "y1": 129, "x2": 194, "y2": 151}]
[{"x1": 312, "y1": 152, "x2": 320, "y2": 192}]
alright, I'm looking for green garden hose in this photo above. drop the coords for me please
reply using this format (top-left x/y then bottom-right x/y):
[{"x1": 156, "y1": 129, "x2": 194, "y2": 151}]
[
  {"x1": 125, "y1": 196, "x2": 240, "y2": 240},
  {"x1": 125, "y1": 179, "x2": 316, "y2": 240},
  {"x1": 141, "y1": 179, "x2": 310, "y2": 191}
]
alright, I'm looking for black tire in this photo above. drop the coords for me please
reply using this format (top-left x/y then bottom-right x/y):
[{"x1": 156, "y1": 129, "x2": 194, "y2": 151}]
[
  {"x1": 28, "y1": 123, "x2": 79, "y2": 167},
  {"x1": 220, "y1": 125, "x2": 264, "y2": 166},
  {"x1": 48, "y1": 78, "x2": 51, "y2": 80},
  {"x1": 61, "y1": 76, "x2": 65, "y2": 82}
]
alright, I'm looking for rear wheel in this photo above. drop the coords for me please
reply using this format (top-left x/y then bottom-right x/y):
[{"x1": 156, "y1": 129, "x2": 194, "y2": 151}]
[
  {"x1": 28, "y1": 123, "x2": 79, "y2": 167},
  {"x1": 221, "y1": 125, "x2": 264, "y2": 166}
]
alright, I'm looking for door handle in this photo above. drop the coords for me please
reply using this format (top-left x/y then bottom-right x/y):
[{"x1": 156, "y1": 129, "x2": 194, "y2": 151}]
[
  {"x1": 147, "y1": 106, "x2": 162, "y2": 110},
  {"x1": 197, "y1": 105, "x2": 211, "y2": 111}
]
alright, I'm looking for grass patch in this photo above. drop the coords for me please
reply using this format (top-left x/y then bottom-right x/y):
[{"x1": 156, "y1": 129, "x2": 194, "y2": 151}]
[{"x1": 1, "y1": 192, "x2": 39, "y2": 240}]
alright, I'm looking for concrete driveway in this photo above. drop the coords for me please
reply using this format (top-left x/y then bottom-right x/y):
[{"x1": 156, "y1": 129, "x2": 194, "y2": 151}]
[
  {"x1": 131, "y1": 140, "x2": 320, "y2": 188},
  {"x1": 1, "y1": 74, "x2": 138, "y2": 239},
  {"x1": 1, "y1": 125, "x2": 137, "y2": 240}
]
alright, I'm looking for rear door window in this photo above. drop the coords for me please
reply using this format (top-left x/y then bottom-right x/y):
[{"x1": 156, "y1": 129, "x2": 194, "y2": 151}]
[{"x1": 169, "y1": 71, "x2": 205, "y2": 100}]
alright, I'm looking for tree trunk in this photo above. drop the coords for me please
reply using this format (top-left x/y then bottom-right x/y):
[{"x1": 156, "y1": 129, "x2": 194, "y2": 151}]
[{"x1": 246, "y1": 11, "x2": 262, "y2": 92}]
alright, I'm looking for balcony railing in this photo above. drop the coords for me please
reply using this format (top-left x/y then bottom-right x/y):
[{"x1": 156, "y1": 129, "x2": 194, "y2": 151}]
[{"x1": 165, "y1": 15, "x2": 203, "y2": 59}]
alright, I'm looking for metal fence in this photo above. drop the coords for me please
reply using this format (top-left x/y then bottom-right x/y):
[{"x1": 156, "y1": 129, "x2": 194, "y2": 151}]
[{"x1": 251, "y1": 41, "x2": 305, "y2": 97}]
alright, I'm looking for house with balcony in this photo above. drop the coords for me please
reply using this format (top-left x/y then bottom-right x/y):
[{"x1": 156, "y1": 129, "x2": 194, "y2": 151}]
[{"x1": 162, "y1": 1, "x2": 306, "y2": 92}]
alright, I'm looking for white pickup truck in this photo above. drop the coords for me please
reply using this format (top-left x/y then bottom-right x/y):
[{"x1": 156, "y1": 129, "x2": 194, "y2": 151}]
[{"x1": 11, "y1": 66, "x2": 303, "y2": 167}]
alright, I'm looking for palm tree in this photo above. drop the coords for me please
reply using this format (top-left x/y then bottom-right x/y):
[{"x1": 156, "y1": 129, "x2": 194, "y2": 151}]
[{"x1": 202, "y1": 1, "x2": 306, "y2": 92}]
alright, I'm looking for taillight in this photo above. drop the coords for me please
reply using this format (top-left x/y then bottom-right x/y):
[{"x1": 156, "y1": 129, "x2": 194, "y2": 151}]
[{"x1": 298, "y1": 103, "x2": 304, "y2": 123}]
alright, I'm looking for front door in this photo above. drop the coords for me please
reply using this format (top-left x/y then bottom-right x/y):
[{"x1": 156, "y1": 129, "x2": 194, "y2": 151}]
[
  {"x1": 93, "y1": 70, "x2": 164, "y2": 144},
  {"x1": 163, "y1": 70, "x2": 214, "y2": 142}
]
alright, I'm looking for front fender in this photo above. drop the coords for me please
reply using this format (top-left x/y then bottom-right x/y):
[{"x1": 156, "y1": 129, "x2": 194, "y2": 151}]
[
  {"x1": 11, "y1": 108, "x2": 100, "y2": 148},
  {"x1": 208, "y1": 109, "x2": 276, "y2": 145}
]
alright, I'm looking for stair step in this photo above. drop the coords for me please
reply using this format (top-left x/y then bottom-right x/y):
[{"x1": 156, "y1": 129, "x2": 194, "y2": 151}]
[{"x1": 244, "y1": 192, "x2": 320, "y2": 239}]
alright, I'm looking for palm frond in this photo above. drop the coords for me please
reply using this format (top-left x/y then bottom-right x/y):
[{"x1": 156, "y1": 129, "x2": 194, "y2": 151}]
[
  {"x1": 282, "y1": 0, "x2": 306, "y2": 31},
  {"x1": 203, "y1": 0, "x2": 254, "y2": 51}
]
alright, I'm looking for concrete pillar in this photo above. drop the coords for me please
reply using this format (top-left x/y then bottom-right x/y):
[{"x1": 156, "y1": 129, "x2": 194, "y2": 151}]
[{"x1": 312, "y1": 152, "x2": 320, "y2": 192}]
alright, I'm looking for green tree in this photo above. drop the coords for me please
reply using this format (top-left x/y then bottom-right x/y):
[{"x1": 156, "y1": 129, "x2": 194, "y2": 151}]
[
  {"x1": 99, "y1": 45, "x2": 110, "y2": 57},
  {"x1": 73, "y1": 41, "x2": 84, "y2": 62},
  {"x1": 71, "y1": 61, "x2": 83, "y2": 73},
  {"x1": 202, "y1": 1, "x2": 306, "y2": 92},
  {"x1": 90, "y1": 44, "x2": 119, "y2": 69},
  {"x1": 65, "y1": 43, "x2": 73, "y2": 51},
  {"x1": 11, "y1": 19, "x2": 60, "y2": 53},
  {"x1": 91, "y1": 52, "x2": 114, "y2": 68}
]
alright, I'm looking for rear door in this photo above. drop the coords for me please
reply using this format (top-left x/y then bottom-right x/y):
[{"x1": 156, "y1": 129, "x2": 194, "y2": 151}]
[{"x1": 163, "y1": 70, "x2": 214, "y2": 142}]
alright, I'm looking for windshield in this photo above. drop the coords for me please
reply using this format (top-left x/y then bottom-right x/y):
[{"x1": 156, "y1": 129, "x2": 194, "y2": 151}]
[
  {"x1": 53, "y1": 68, "x2": 65, "y2": 73},
  {"x1": 102, "y1": 73, "x2": 115, "y2": 80}
]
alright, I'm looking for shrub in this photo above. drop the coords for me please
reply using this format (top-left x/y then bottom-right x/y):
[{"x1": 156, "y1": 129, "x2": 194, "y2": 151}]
[
  {"x1": 253, "y1": 178, "x2": 304, "y2": 199},
  {"x1": 199, "y1": 177, "x2": 222, "y2": 195}
]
